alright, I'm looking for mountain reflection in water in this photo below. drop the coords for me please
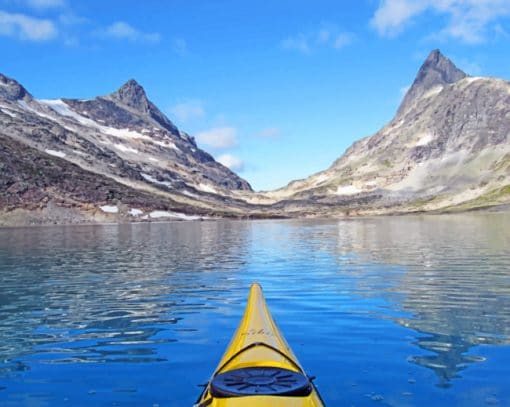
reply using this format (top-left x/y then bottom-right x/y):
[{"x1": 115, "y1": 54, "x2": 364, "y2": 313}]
[
  {"x1": 0, "y1": 213, "x2": 509, "y2": 406},
  {"x1": 333, "y1": 213, "x2": 510, "y2": 387}
]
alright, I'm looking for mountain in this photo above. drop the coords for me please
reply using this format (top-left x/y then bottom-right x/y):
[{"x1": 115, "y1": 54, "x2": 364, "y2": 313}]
[
  {"x1": 1, "y1": 49, "x2": 509, "y2": 224},
  {"x1": 0, "y1": 73, "x2": 257, "y2": 225},
  {"x1": 263, "y1": 50, "x2": 510, "y2": 215},
  {"x1": 397, "y1": 49, "x2": 467, "y2": 115}
]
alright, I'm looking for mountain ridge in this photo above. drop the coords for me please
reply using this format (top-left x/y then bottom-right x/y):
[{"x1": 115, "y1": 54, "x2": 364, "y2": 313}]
[
  {"x1": 1, "y1": 49, "x2": 509, "y2": 224},
  {"x1": 0, "y1": 73, "x2": 31, "y2": 102},
  {"x1": 0, "y1": 72, "x2": 259, "y2": 225},
  {"x1": 397, "y1": 49, "x2": 468, "y2": 115},
  {"x1": 258, "y1": 50, "x2": 510, "y2": 215}
]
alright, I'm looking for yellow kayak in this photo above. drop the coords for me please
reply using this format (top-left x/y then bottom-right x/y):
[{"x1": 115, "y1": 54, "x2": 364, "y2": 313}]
[{"x1": 195, "y1": 283, "x2": 325, "y2": 406}]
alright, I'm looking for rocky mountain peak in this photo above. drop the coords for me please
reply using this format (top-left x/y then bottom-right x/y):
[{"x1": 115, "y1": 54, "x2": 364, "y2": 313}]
[
  {"x1": 101, "y1": 78, "x2": 179, "y2": 134},
  {"x1": 0, "y1": 73, "x2": 31, "y2": 101},
  {"x1": 109, "y1": 79, "x2": 150, "y2": 113},
  {"x1": 397, "y1": 49, "x2": 467, "y2": 115}
]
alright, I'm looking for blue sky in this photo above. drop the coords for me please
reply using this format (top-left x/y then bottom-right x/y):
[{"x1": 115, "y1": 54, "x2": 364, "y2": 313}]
[{"x1": 1, "y1": 0, "x2": 510, "y2": 191}]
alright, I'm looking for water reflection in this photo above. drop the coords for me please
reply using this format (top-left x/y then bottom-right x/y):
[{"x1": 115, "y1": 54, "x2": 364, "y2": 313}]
[
  {"x1": 0, "y1": 222, "x2": 252, "y2": 374},
  {"x1": 0, "y1": 214, "x2": 509, "y2": 405},
  {"x1": 331, "y1": 214, "x2": 510, "y2": 386},
  {"x1": 410, "y1": 332, "x2": 485, "y2": 388}
]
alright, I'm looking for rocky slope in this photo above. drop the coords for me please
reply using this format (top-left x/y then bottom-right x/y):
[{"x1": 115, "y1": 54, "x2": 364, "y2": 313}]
[
  {"x1": 0, "y1": 74, "x2": 259, "y2": 225},
  {"x1": 260, "y1": 50, "x2": 510, "y2": 215},
  {"x1": 1, "y1": 49, "x2": 509, "y2": 224}
]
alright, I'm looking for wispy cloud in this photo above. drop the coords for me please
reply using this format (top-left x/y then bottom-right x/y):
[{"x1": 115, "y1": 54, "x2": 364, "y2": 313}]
[
  {"x1": 333, "y1": 32, "x2": 352, "y2": 49},
  {"x1": 102, "y1": 21, "x2": 160, "y2": 43},
  {"x1": 170, "y1": 100, "x2": 205, "y2": 122},
  {"x1": 494, "y1": 23, "x2": 510, "y2": 39},
  {"x1": 371, "y1": 0, "x2": 510, "y2": 44},
  {"x1": 257, "y1": 127, "x2": 281, "y2": 138},
  {"x1": 23, "y1": 0, "x2": 65, "y2": 9},
  {"x1": 58, "y1": 12, "x2": 88, "y2": 26},
  {"x1": 282, "y1": 33, "x2": 311, "y2": 53},
  {"x1": 0, "y1": 6, "x2": 162, "y2": 48},
  {"x1": 282, "y1": 24, "x2": 353, "y2": 53},
  {"x1": 0, "y1": 10, "x2": 57, "y2": 41},
  {"x1": 216, "y1": 153, "x2": 244, "y2": 172},
  {"x1": 195, "y1": 127, "x2": 238, "y2": 149}
]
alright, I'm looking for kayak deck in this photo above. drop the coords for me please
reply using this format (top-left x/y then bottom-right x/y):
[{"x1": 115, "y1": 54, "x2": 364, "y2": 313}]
[{"x1": 195, "y1": 283, "x2": 324, "y2": 406}]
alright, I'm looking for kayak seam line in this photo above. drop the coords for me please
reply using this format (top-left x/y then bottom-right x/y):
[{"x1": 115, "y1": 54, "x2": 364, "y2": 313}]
[{"x1": 214, "y1": 341, "x2": 305, "y2": 377}]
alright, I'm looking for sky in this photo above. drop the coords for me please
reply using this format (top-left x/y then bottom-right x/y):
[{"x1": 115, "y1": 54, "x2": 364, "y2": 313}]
[{"x1": 1, "y1": 0, "x2": 510, "y2": 191}]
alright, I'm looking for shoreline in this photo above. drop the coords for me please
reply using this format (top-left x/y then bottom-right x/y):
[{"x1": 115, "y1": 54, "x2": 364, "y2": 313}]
[{"x1": 1, "y1": 203, "x2": 509, "y2": 229}]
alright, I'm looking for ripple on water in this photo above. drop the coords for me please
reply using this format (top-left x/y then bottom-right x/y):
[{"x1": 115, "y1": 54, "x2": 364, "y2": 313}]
[{"x1": 0, "y1": 215, "x2": 509, "y2": 406}]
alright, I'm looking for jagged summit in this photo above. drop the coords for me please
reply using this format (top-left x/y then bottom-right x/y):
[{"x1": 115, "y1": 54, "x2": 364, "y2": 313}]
[
  {"x1": 109, "y1": 78, "x2": 151, "y2": 113},
  {"x1": 397, "y1": 49, "x2": 467, "y2": 115},
  {"x1": 0, "y1": 73, "x2": 31, "y2": 101},
  {"x1": 99, "y1": 78, "x2": 179, "y2": 133}
]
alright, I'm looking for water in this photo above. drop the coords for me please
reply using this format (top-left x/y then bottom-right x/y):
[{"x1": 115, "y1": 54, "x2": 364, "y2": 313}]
[{"x1": 0, "y1": 213, "x2": 509, "y2": 406}]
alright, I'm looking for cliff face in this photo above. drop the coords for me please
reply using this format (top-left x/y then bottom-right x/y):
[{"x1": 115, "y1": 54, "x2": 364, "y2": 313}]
[{"x1": 264, "y1": 50, "x2": 510, "y2": 215}]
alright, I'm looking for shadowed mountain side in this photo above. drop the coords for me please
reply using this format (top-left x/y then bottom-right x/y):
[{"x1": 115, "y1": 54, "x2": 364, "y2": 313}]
[{"x1": 0, "y1": 134, "x2": 241, "y2": 225}]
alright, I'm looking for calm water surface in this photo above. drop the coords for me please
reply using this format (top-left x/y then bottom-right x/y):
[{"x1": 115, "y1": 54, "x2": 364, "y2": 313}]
[{"x1": 0, "y1": 213, "x2": 509, "y2": 406}]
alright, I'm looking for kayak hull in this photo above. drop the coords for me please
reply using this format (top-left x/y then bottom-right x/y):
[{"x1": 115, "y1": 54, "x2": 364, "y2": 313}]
[
  {"x1": 206, "y1": 395, "x2": 324, "y2": 406},
  {"x1": 195, "y1": 283, "x2": 325, "y2": 407}
]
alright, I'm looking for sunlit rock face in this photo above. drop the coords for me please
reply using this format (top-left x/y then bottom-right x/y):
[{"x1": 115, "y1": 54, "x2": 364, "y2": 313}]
[
  {"x1": 1, "y1": 49, "x2": 509, "y2": 223},
  {"x1": 268, "y1": 50, "x2": 510, "y2": 215}
]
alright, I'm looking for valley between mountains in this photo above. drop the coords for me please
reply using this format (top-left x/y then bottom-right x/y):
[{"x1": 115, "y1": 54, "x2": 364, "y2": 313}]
[{"x1": 1, "y1": 49, "x2": 509, "y2": 225}]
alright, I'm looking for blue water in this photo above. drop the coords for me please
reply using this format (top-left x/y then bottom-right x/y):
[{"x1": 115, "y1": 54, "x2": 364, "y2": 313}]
[{"x1": 0, "y1": 213, "x2": 509, "y2": 406}]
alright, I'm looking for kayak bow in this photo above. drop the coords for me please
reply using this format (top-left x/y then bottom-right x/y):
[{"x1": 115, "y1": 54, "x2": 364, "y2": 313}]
[{"x1": 195, "y1": 283, "x2": 325, "y2": 406}]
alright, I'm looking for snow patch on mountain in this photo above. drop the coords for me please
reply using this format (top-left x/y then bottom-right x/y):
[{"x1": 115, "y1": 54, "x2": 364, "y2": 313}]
[
  {"x1": 336, "y1": 185, "x2": 362, "y2": 195},
  {"x1": 1, "y1": 108, "x2": 17, "y2": 118},
  {"x1": 129, "y1": 208, "x2": 144, "y2": 216},
  {"x1": 422, "y1": 85, "x2": 443, "y2": 99},
  {"x1": 114, "y1": 144, "x2": 138, "y2": 154},
  {"x1": 415, "y1": 133, "x2": 434, "y2": 147},
  {"x1": 149, "y1": 210, "x2": 201, "y2": 220},
  {"x1": 40, "y1": 99, "x2": 181, "y2": 152},
  {"x1": 100, "y1": 205, "x2": 119, "y2": 214},
  {"x1": 196, "y1": 183, "x2": 219, "y2": 194},
  {"x1": 39, "y1": 99, "x2": 98, "y2": 127},
  {"x1": 45, "y1": 149, "x2": 66, "y2": 158},
  {"x1": 141, "y1": 173, "x2": 172, "y2": 188}
]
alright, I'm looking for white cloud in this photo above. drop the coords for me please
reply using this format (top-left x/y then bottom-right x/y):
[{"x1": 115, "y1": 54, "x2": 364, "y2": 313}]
[
  {"x1": 216, "y1": 154, "x2": 244, "y2": 172},
  {"x1": 103, "y1": 21, "x2": 160, "y2": 43},
  {"x1": 371, "y1": 0, "x2": 427, "y2": 37},
  {"x1": 257, "y1": 127, "x2": 281, "y2": 138},
  {"x1": 23, "y1": 0, "x2": 65, "y2": 9},
  {"x1": 0, "y1": 10, "x2": 57, "y2": 41},
  {"x1": 195, "y1": 127, "x2": 238, "y2": 148},
  {"x1": 170, "y1": 100, "x2": 205, "y2": 122},
  {"x1": 371, "y1": 0, "x2": 510, "y2": 43},
  {"x1": 282, "y1": 24, "x2": 353, "y2": 53}
]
